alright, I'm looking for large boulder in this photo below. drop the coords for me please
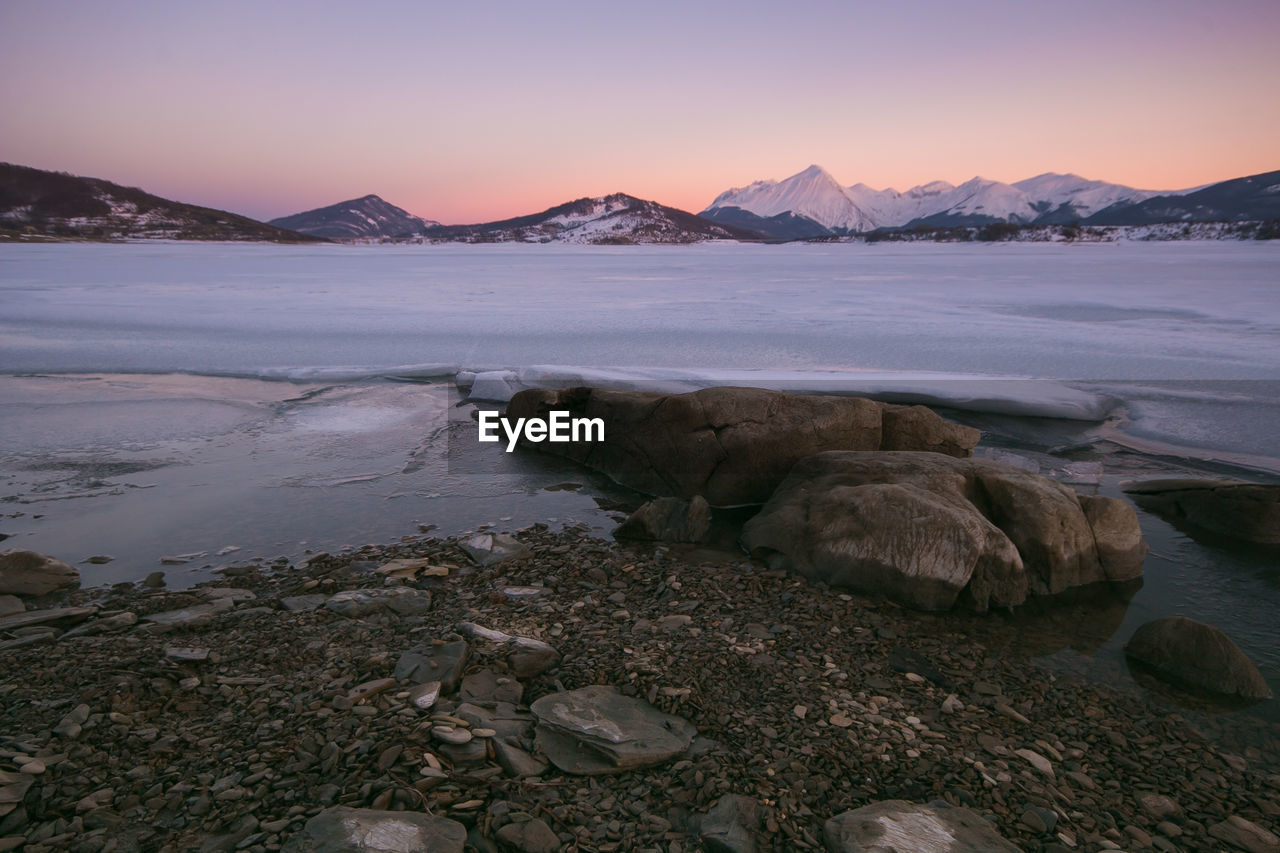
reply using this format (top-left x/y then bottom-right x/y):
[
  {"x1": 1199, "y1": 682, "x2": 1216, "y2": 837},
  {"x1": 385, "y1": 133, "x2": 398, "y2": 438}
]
[
  {"x1": 0, "y1": 551, "x2": 80, "y2": 597},
  {"x1": 1125, "y1": 616, "x2": 1272, "y2": 700},
  {"x1": 823, "y1": 800, "x2": 1022, "y2": 852},
  {"x1": 741, "y1": 452, "x2": 1146, "y2": 611},
  {"x1": 280, "y1": 806, "x2": 465, "y2": 852},
  {"x1": 504, "y1": 386, "x2": 978, "y2": 506},
  {"x1": 1123, "y1": 479, "x2": 1280, "y2": 545},
  {"x1": 530, "y1": 685, "x2": 696, "y2": 775}
]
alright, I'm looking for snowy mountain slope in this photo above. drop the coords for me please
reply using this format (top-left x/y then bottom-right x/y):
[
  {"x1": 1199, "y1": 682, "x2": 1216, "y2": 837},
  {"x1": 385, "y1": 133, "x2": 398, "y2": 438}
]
[
  {"x1": 705, "y1": 165, "x2": 877, "y2": 233},
  {"x1": 703, "y1": 167, "x2": 1200, "y2": 236},
  {"x1": 269, "y1": 194, "x2": 440, "y2": 239},
  {"x1": 1012, "y1": 173, "x2": 1159, "y2": 223},
  {"x1": 425, "y1": 193, "x2": 761, "y2": 244}
]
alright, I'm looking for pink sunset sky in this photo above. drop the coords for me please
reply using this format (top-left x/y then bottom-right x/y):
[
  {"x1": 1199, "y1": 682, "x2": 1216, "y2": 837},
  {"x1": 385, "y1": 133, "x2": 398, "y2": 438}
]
[{"x1": 2, "y1": 0, "x2": 1278, "y2": 225}]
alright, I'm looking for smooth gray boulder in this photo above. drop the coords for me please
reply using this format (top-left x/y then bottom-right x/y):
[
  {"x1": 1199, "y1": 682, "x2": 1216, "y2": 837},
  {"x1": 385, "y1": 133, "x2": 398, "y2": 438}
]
[
  {"x1": 280, "y1": 806, "x2": 465, "y2": 852},
  {"x1": 531, "y1": 685, "x2": 696, "y2": 775},
  {"x1": 0, "y1": 550, "x2": 80, "y2": 596},
  {"x1": 1123, "y1": 479, "x2": 1280, "y2": 544},
  {"x1": 1126, "y1": 616, "x2": 1272, "y2": 700},
  {"x1": 823, "y1": 800, "x2": 1022, "y2": 852},
  {"x1": 613, "y1": 495, "x2": 712, "y2": 543},
  {"x1": 742, "y1": 451, "x2": 1146, "y2": 611},
  {"x1": 505, "y1": 386, "x2": 978, "y2": 506}
]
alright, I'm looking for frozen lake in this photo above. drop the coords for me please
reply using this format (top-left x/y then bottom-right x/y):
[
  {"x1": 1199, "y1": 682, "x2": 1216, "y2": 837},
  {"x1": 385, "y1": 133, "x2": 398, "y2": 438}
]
[
  {"x1": 1, "y1": 240, "x2": 1278, "y2": 715},
  {"x1": 2, "y1": 240, "x2": 1278, "y2": 381}
]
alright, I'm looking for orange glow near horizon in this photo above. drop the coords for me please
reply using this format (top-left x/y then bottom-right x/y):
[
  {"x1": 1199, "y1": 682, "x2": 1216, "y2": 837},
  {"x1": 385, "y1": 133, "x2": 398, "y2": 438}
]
[{"x1": 2, "y1": 1, "x2": 1278, "y2": 225}]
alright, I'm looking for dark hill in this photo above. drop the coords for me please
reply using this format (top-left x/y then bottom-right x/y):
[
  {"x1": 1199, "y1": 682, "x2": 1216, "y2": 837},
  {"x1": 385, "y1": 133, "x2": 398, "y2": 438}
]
[{"x1": 0, "y1": 163, "x2": 321, "y2": 242}]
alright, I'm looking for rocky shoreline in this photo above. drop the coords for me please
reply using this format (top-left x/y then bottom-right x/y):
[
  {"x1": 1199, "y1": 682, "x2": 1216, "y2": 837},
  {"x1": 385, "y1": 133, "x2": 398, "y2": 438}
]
[{"x1": 2, "y1": 526, "x2": 1279, "y2": 853}]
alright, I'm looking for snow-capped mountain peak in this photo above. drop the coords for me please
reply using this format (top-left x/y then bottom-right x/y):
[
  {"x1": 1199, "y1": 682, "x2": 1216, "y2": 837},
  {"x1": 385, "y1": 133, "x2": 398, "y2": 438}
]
[
  {"x1": 703, "y1": 166, "x2": 1181, "y2": 235},
  {"x1": 705, "y1": 165, "x2": 876, "y2": 233}
]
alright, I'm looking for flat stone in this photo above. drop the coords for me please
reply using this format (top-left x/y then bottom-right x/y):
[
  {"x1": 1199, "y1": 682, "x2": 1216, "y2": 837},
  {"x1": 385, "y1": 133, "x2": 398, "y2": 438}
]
[
  {"x1": 375, "y1": 558, "x2": 446, "y2": 580},
  {"x1": 0, "y1": 596, "x2": 22, "y2": 618},
  {"x1": 456, "y1": 621, "x2": 560, "y2": 678},
  {"x1": 60, "y1": 611, "x2": 137, "y2": 638},
  {"x1": 432, "y1": 727, "x2": 472, "y2": 745},
  {"x1": 0, "y1": 772, "x2": 34, "y2": 804},
  {"x1": 394, "y1": 641, "x2": 469, "y2": 692},
  {"x1": 280, "y1": 806, "x2": 466, "y2": 853},
  {"x1": 164, "y1": 646, "x2": 210, "y2": 662},
  {"x1": 408, "y1": 681, "x2": 442, "y2": 710},
  {"x1": 324, "y1": 587, "x2": 432, "y2": 618},
  {"x1": 494, "y1": 818, "x2": 560, "y2": 853},
  {"x1": 824, "y1": 800, "x2": 1021, "y2": 852},
  {"x1": 280, "y1": 594, "x2": 327, "y2": 611},
  {"x1": 349, "y1": 678, "x2": 397, "y2": 701},
  {"x1": 460, "y1": 669, "x2": 523, "y2": 705},
  {"x1": 492, "y1": 739, "x2": 547, "y2": 778},
  {"x1": 531, "y1": 684, "x2": 696, "y2": 775},
  {"x1": 1208, "y1": 815, "x2": 1280, "y2": 853},
  {"x1": 0, "y1": 605, "x2": 97, "y2": 632},
  {"x1": 459, "y1": 533, "x2": 529, "y2": 566},
  {"x1": 0, "y1": 550, "x2": 80, "y2": 596},
  {"x1": 140, "y1": 598, "x2": 235, "y2": 630},
  {"x1": 699, "y1": 794, "x2": 761, "y2": 853},
  {"x1": 1014, "y1": 748, "x2": 1055, "y2": 779}
]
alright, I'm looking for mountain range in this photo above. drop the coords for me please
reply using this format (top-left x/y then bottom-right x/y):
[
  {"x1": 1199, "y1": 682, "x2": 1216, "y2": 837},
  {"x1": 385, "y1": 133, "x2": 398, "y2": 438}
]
[
  {"x1": 3, "y1": 161, "x2": 1276, "y2": 244},
  {"x1": 700, "y1": 164, "x2": 1246, "y2": 238},
  {"x1": 420, "y1": 193, "x2": 757, "y2": 244}
]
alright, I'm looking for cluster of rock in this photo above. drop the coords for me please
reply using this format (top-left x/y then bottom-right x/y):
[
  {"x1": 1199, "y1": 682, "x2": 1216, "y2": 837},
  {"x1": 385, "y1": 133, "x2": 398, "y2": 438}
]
[
  {"x1": 501, "y1": 386, "x2": 1280, "y2": 704},
  {"x1": 504, "y1": 386, "x2": 980, "y2": 506},
  {"x1": 742, "y1": 451, "x2": 1146, "y2": 612},
  {"x1": 2, "y1": 527, "x2": 1278, "y2": 852},
  {"x1": 507, "y1": 386, "x2": 1146, "y2": 613}
]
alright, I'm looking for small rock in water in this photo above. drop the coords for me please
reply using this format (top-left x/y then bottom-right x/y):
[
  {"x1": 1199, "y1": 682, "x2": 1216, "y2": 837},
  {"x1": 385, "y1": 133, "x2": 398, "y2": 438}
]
[
  {"x1": 82, "y1": 555, "x2": 113, "y2": 564},
  {"x1": 143, "y1": 571, "x2": 166, "y2": 588},
  {"x1": 159, "y1": 552, "x2": 206, "y2": 565}
]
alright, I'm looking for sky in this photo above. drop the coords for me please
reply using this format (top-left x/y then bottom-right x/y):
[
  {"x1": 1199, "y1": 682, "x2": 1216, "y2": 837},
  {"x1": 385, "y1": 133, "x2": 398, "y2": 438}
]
[{"x1": 2, "y1": 0, "x2": 1278, "y2": 224}]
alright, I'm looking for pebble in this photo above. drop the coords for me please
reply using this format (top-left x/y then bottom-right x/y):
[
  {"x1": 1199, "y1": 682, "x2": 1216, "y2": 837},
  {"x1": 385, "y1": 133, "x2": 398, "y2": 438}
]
[{"x1": 432, "y1": 727, "x2": 473, "y2": 745}]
